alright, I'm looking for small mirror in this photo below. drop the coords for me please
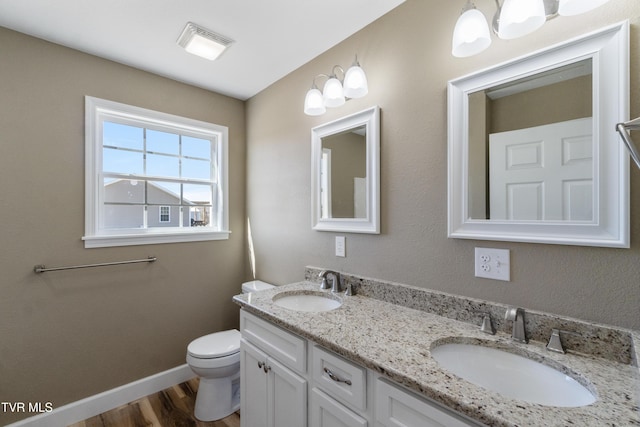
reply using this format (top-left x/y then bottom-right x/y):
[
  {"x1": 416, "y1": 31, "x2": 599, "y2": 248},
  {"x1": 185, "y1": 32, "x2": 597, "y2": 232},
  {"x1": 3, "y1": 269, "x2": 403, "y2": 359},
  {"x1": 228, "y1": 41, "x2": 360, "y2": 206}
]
[
  {"x1": 312, "y1": 106, "x2": 380, "y2": 233},
  {"x1": 448, "y1": 22, "x2": 629, "y2": 247}
]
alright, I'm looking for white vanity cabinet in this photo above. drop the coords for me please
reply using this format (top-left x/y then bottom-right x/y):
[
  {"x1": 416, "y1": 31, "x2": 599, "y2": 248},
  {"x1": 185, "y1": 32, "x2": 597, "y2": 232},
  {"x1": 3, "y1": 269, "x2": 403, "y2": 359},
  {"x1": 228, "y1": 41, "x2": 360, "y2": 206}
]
[
  {"x1": 240, "y1": 310, "x2": 481, "y2": 427},
  {"x1": 240, "y1": 311, "x2": 308, "y2": 427}
]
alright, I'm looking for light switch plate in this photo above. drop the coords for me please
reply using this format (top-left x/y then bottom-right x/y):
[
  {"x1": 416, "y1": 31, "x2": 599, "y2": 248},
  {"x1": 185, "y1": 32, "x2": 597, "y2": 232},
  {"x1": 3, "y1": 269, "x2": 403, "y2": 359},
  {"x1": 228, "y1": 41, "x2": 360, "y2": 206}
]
[
  {"x1": 335, "y1": 236, "x2": 346, "y2": 257},
  {"x1": 475, "y1": 248, "x2": 510, "y2": 281}
]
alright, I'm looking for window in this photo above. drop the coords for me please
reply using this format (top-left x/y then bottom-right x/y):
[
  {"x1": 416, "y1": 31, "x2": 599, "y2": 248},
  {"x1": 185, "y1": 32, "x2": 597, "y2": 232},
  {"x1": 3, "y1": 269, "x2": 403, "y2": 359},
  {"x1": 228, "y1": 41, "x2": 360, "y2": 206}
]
[
  {"x1": 159, "y1": 206, "x2": 170, "y2": 223},
  {"x1": 83, "y1": 96, "x2": 229, "y2": 248}
]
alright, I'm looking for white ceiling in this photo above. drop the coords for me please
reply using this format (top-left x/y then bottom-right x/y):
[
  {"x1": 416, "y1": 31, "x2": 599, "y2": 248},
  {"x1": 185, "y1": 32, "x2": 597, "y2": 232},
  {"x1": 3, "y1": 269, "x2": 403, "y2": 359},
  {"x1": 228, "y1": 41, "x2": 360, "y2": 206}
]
[{"x1": 0, "y1": 0, "x2": 405, "y2": 100}]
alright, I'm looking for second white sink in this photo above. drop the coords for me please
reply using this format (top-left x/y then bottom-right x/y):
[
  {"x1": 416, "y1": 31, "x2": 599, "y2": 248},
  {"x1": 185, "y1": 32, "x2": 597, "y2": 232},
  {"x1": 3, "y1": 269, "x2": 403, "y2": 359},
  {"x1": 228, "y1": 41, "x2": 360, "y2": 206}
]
[
  {"x1": 272, "y1": 291, "x2": 342, "y2": 312},
  {"x1": 431, "y1": 342, "x2": 596, "y2": 407}
]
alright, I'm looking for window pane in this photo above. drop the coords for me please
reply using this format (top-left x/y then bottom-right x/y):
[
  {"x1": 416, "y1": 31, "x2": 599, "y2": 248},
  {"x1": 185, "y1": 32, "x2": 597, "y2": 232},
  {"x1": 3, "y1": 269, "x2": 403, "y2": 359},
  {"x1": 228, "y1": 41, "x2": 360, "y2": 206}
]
[
  {"x1": 183, "y1": 136, "x2": 211, "y2": 160},
  {"x1": 186, "y1": 206, "x2": 211, "y2": 227},
  {"x1": 147, "y1": 181, "x2": 181, "y2": 205},
  {"x1": 147, "y1": 153, "x2": 179, "y2": 178},
  {"x1": 182, "y1": 158, "x2": 212, "y2": 180},
  {"x1": 104, "y1": 178, "x2": 145, "y2": 203},
  {"x1": 103, "y1": 205, "x2": 144, "y2": 229},
  {"x1": 103, "y1": 122, "x2": 143, "y2": 150},
  {"x1": 147, "y1": 129, "x2": 179, "y2": 155},
  {"x1": 103, "y1": 147, "x2": 144, "y2": 174},
  {"x1": 183, "y1": 183, "x2": 212, "y2": 204}
]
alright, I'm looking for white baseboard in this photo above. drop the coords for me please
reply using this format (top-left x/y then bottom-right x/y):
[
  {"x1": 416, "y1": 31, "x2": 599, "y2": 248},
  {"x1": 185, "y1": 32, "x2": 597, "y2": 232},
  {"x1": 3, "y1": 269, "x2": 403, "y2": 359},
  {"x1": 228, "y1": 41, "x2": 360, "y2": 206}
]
[{"x1": 6, "y1": 364, "x2": 195, "y2": 427}]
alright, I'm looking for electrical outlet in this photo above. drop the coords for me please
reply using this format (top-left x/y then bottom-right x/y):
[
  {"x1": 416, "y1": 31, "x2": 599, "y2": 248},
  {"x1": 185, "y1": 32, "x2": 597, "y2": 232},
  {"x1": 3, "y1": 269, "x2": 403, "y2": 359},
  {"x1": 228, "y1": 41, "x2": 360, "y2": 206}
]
[{"x1": 475, "y1": 248, "x2": 510, "y2": 281}]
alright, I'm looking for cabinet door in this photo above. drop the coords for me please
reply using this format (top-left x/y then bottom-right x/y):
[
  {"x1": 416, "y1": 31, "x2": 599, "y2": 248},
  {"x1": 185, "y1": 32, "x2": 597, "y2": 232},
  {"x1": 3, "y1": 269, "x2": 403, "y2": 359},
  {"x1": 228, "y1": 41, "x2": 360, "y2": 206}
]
[
  {"x1": 311, "y1": 388, "x2": 368, "y2": 427},
  {"x1": 269, "y1": 356, "x2": 307, "y2": 427},
  {"x1": 241, "y1": 339, "x2": 269, "y2": 427}
]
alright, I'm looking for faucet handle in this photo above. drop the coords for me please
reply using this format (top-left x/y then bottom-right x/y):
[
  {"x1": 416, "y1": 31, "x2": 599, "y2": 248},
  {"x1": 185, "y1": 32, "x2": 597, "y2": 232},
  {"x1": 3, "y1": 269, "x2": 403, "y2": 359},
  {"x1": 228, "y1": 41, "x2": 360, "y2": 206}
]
[
  {"x1": 480, "y1": 314, "x2": 495, "y2": 335},
  {"x1": 546, "y1": 328, "x2": 580, "y2": 354},
  {"x1": 319, "y1": 277, "x2": 331, "y2": 289},
  {"x1": 473, "y1": 311, "x2": 495, "y2": 335}
]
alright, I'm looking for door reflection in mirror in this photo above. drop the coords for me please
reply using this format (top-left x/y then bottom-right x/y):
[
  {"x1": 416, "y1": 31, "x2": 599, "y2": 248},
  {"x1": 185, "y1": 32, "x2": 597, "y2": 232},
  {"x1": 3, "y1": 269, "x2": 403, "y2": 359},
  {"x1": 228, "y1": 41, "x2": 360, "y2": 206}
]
[
  {"x1": 320, "y1": 125, "x2": 367, "y2": 219},
  {"x1": 467, "y1": 59, "x2": 593, "y2": 221}
]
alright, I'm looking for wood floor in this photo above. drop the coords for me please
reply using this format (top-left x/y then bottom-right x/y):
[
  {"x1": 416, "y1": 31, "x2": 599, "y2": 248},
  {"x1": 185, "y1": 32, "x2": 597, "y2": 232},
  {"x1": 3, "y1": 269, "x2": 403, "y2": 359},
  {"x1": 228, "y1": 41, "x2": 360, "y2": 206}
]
[{"x1": 69, "y1": 378, "x2": 240, "y2": 427}]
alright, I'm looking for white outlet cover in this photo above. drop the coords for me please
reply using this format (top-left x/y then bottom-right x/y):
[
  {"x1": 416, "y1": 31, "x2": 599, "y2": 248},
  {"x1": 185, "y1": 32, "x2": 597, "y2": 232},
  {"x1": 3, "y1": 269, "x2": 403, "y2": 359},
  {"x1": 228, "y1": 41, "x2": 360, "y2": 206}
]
[
  {"x1": 475, "y1": 248, "x2": 510, "y2": 281},
  {"x1": 335, "y1": 236, "x2": 346, "y2": 257}
]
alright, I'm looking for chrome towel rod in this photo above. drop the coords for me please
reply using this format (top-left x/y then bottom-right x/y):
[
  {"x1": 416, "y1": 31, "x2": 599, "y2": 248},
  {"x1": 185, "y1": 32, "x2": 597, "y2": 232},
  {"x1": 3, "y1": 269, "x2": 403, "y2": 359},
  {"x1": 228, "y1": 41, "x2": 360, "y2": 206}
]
[
  {"x1": 34, "y1": 256, "x2": 157, "y2": 273},
  {"x1": 616, "y1": 117, "x2": 640, "y2": 170}
]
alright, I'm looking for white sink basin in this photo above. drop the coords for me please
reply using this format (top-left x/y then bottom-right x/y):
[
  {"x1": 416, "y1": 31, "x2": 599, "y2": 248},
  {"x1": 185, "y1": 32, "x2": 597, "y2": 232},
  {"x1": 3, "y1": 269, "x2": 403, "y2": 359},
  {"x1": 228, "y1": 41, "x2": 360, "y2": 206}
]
[
  {"x1": 431, "y1": 342, "x2": 596, "y2": 407},
  {"x1": 272, "y1": 292, "x2": 342, "y2": 312}
]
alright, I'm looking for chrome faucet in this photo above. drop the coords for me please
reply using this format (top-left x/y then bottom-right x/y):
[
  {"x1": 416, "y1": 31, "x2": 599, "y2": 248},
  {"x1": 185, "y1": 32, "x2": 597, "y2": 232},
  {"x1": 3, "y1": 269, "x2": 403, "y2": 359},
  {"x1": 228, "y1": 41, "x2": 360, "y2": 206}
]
[
  {"x1": 504, "y1": 307, "x2": 527, "y2": 343},
  {"x1": 319, "y1": 270, "x2": 342, "y2": 293}
]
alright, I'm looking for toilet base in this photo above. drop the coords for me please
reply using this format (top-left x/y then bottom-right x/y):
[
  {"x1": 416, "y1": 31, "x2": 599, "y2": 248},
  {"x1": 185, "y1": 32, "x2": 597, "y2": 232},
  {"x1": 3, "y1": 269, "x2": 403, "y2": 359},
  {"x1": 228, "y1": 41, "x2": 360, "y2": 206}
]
[{"x1": 194, "y1": 372, "x2": 240, "y2": 421}]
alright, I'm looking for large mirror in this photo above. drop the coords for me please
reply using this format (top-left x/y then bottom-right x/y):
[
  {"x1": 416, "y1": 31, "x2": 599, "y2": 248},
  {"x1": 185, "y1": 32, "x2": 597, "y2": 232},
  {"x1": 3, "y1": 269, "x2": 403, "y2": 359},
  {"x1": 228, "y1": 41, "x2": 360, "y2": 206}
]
[
  {"x1": 311, "y1": 106, "x2": 380, "y2": 233},
  {"x1": 448, "y1": 22, "x2": 629, "y2": 247}
]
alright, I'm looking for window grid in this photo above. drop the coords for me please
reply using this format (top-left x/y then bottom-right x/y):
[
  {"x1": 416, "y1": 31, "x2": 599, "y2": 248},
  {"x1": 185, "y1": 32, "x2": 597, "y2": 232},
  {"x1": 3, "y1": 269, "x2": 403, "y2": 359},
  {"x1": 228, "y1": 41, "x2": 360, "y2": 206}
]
[{"x1": 102, "y1": 123, "x2": 215, "y2": 230}]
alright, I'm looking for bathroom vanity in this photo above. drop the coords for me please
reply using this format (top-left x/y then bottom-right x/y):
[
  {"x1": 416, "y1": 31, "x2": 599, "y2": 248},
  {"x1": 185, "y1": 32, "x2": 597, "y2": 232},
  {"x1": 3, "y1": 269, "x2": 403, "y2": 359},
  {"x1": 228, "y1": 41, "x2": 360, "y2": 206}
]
[{"x1": 233, "y1": 268, "x2": 640, "y2": 426}]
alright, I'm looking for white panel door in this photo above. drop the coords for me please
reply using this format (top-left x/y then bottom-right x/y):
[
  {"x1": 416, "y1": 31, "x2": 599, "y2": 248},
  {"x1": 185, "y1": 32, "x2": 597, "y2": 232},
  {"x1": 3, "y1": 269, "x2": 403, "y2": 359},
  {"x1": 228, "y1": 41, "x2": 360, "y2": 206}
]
[{"x1": 489, "y1": 117, "x2": 593, "y2": 221}]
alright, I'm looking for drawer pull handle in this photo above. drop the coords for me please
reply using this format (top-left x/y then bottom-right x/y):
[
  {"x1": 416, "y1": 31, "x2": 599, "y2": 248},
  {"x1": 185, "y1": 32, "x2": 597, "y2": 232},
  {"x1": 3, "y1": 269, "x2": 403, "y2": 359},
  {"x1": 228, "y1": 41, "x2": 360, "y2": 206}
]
[
  {"x1": 258, "y1": 361, "x2": 264, "y2": 369},
  {"x1": 258, "y1": 361, "x2": 271, "y2": 373},
  {"x1": 324, "y1": 367, "x2": 352, "y2": 385}
]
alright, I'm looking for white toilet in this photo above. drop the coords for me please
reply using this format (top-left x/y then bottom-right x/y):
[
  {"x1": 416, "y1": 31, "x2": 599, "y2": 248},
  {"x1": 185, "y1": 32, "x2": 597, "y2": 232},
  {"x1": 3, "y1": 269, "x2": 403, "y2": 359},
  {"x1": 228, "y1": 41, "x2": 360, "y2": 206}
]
[{"x1": 186, "y1": 280, "x2": 274, "y2": 421}]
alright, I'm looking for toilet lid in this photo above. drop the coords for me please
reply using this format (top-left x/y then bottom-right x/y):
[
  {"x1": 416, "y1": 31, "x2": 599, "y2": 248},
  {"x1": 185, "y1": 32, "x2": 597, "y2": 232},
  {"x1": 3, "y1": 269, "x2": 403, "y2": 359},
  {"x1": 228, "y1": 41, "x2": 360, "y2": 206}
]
[{"x1": 187, "y1": 329, "x2": 241, "y2": 359}]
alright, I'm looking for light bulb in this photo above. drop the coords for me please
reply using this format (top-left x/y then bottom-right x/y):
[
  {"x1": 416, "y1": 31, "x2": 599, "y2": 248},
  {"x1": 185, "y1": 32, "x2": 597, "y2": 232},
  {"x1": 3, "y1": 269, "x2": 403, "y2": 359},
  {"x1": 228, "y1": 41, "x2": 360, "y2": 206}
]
[
  {"x1": 323, "y1": 77, "x2": 345, "y2": 108},
  {"x1": 343, "y1": 64, "x2": 368, "y2": 98},
  {"x1": 558, "y1": 0, "x2": 612, "y2": 16},
  {"x1": 304, "y1": 87, "x2": 326, "y2": 116},
  {"x1": 498, "y1": 0, "x2": 546, "y2": 40},
  {"x1": 452, "y1": 5, "x2": 491, "y2": 58}
]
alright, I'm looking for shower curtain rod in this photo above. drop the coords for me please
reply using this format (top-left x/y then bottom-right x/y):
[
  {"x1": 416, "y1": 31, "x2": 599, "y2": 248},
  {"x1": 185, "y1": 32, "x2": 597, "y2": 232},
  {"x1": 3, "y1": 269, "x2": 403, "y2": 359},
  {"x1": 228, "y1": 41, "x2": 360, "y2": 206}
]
[{"x1": 34, "y1": 256, "x2": 157, "y2": 273}]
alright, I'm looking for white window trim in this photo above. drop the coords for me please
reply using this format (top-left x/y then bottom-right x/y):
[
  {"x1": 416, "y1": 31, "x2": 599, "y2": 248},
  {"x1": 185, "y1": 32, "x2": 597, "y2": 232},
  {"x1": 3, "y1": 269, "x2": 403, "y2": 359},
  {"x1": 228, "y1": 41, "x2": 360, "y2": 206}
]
[{"x1": 83, "y1": 96, "x2": 230, "y2": 248}]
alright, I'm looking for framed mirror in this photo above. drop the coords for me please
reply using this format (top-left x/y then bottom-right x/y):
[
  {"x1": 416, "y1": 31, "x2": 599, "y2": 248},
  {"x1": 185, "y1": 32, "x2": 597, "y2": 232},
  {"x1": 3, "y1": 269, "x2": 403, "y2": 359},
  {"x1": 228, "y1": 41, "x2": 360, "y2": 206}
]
[
  {"x1": 311, "y1": 106, "x2": 380, "y2": 233},
  {"x1": 448, "y1": 22, "x2": 629, "y2": 247}
]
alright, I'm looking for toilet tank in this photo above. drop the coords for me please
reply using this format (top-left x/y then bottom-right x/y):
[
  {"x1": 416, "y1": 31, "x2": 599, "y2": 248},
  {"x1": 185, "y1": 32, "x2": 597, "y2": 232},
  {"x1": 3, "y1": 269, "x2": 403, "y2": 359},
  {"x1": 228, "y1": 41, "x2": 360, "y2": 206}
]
[{"x1": 242, "y1": 280, "x2": 274, "y2": 293}]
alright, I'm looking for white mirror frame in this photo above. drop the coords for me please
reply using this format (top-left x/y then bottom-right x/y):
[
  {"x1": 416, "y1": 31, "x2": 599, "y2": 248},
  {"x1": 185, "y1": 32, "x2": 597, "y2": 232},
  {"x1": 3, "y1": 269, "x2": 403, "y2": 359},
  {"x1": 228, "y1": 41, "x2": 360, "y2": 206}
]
[
  {"x1": 448, "y1": 21, "x2": 629, "y2": 248},
  {"x1": 311, "y1": 106, "x2": 380, "y2": 234}
]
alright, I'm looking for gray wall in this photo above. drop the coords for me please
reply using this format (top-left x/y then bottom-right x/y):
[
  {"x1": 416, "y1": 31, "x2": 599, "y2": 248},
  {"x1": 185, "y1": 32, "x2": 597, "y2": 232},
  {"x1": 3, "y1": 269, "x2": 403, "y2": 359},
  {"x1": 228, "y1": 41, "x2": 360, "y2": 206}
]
[
  {"x1": 0, "y1": 27, "x2": 246, "y2": 424},
  {"x1": 246, "y1": 0, "x2": 640, "y2": 330}
]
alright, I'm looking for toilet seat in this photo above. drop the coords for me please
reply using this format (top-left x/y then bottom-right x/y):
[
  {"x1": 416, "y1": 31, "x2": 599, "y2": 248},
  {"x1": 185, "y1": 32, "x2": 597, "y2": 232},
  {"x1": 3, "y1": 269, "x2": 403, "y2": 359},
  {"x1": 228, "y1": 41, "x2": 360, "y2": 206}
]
[{"x1": 188, "y1": 329, "x2": 240, "y2": 359}]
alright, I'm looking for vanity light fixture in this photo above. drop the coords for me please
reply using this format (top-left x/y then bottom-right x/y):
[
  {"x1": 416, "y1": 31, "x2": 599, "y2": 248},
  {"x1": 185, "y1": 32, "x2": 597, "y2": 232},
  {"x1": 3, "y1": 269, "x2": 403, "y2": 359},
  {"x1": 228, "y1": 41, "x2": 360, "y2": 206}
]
[
  {"x1": 303, "y1": 56, "x2": 369, "y2": 116},
  {"x1": 177, "y1": 22, "x2": 234, "y2": 61},
  {"x1": 451, "y1": 0, "x2": 612, "y2": 57}
]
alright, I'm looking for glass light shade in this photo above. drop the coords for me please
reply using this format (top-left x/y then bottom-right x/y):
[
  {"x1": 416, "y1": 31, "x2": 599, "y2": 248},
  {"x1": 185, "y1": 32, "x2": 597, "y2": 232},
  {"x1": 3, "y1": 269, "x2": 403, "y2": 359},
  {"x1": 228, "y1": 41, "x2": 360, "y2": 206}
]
[
  {"x1": 323, "y1": 77, "x2": 345, "y2": 108},
  {"x1": 558, "y1": 0, "x2": 612, "y2": 16},
  {"x1": 452, "y1": 8, "x2": 491, "y2": 58},
  {"x1": 498, "y1": 0, "x2": 546, "y2": 40},
  {"x1": 304, "y1": 87, "x2": 326, "y2": 116},
  {"x1": 343, "y1": 65, "x2": 368, "y2": 98}
]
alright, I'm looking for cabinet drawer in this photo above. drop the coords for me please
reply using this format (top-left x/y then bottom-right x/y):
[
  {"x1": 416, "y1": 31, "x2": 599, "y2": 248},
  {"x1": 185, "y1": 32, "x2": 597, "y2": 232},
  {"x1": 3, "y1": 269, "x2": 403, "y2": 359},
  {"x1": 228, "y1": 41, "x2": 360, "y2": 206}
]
[
  {"x1": 311, "y1": 388, "x2": 367, "y2": 427},
  {"x1": 312, "y1": 345, "x2": 366, "y2": 411},
  {"x1": 375, "y1": 378, "x2": 481, "y2": 427},
  {"x1": 240, "y1": 310, "x2": 306, "y2": 373}
]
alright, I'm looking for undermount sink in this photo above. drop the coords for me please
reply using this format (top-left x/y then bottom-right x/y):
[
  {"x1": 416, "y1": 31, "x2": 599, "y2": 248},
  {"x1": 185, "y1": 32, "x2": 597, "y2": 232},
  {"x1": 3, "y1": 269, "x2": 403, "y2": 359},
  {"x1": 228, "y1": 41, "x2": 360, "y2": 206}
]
[
  {"x1": 431, "y1": 341, "x2": 596, "y2": 407},
  {"x1": 272, "y1": 291, "x2": 342, "y2": 312}
]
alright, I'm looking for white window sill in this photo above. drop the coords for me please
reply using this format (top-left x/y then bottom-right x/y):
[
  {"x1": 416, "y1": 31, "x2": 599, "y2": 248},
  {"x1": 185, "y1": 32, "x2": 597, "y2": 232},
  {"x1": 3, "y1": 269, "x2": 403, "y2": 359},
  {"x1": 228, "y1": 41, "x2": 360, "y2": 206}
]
[{"x1": 82, "y1": 230, "x2": 231, "y2": 248}]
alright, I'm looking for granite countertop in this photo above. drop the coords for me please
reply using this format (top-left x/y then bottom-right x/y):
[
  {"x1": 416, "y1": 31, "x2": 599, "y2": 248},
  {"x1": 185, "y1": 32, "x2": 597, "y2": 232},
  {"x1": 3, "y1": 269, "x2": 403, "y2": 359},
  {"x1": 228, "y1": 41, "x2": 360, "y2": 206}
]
[{"x1": 233, "y1": 281, "x2": 640, "y2": 427}]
